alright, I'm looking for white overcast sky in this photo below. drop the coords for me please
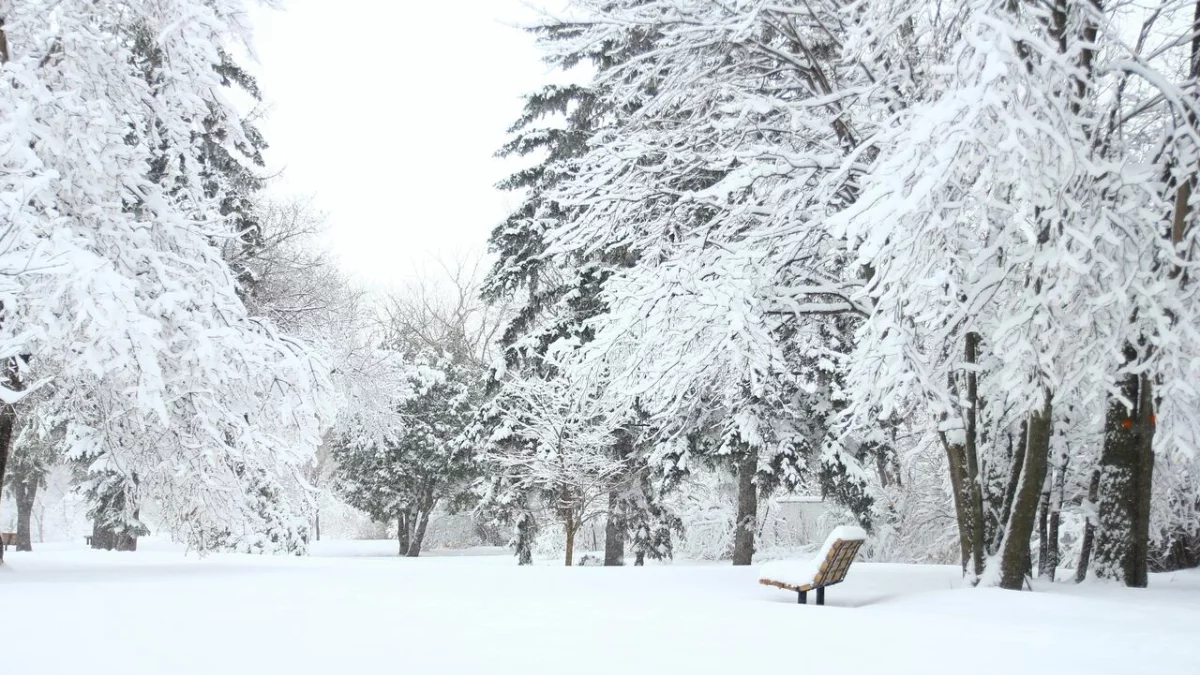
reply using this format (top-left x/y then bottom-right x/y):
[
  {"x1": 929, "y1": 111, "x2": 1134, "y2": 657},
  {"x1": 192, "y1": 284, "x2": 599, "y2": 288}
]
[{"x1": 245, "y1": 0, "x2": 566, "y2": 288}]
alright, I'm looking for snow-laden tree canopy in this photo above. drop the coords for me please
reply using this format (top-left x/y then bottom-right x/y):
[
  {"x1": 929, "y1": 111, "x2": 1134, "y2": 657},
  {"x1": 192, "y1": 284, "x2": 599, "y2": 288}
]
[
  {"x1": 483, "y1": 0, "x2": 1200, "y2": 581},
  {"x1": 0, "y1": 0, "x2": 336, "y2": 552}
]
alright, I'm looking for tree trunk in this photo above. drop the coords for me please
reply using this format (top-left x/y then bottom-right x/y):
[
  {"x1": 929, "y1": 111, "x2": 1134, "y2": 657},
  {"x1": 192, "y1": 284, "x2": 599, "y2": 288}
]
[
  {"x1": 732, "y1": 449, "x2": 758, "y2": 566},
  {"x1": 1045, "y1": 453, "x2": 1068, "y2": 581},
  {"x1": 940, "y1": 435, "x2": 971, "y2": 572},
  {"x1": 1076, "y1": 469, "x2": 1101, "y2": 582},
  {"x1": 963, "y1": 332, "x2": 986, "y2": 578},
  {"x1": 1095, "y1": 357, "x2": 1154, "y2": 588},
  {"x1": 604, "y1": 490, "x2": 625, "y2": 566},
  {"x1": 564, "y1": 510, "x2": 576, "y2": 567},
  {"x1": 406, "y1": 504, "x2": 433, "y2": 558},
  {"x1": 0, "y1": 371, "x2": 16, "y2": 565},
  {"x1": 15, "y1": 480, "x2": 37, "y2": 552},
  {"x1": 1037, "y1": 471, "x2": 1052, "y2": 578},
  {"x1": 993, "y1": 422, "x2": 1027, "y2": 554},
  {"x1": 998, "y1": 397, "x2": 1053, "y2": 590},
  {"x1": 516, "y1": 512, "x2": 535, "y2": 566},
  {"x1": 397, "y1": 513, "x2": 410, "y2": 556}
]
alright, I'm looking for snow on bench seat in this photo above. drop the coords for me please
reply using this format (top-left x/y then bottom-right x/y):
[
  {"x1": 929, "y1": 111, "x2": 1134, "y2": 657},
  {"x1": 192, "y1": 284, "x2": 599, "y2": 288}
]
[{"x1": 759, "y1": 526, "x2": 867, "y2": 605}]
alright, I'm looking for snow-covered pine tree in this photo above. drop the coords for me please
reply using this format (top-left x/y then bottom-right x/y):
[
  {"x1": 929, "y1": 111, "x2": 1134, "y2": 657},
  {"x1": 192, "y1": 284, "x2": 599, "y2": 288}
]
[
  {"x1": 481, "y1": 13, "x2": 679, "y2": 566},
  {"x1": 518, "y1": 0, "x2": 877, "y2": 565},
  {"x1": 333, "y1": 347, "x2": 480, "y2": 557}
]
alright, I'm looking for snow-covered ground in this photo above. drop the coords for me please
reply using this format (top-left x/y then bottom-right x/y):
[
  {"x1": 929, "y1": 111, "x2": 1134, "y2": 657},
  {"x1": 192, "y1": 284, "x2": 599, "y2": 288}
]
[{"x1": 2, "y1": 540, "x2": 1197, "y2": 674}]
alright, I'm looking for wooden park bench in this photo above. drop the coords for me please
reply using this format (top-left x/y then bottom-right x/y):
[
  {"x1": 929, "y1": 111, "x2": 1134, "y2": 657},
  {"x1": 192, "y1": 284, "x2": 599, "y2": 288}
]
[
  {"x1": 0, "y1": 532, "x2": 16, "y2": 551},
  {"x1": 759, "y1": 526, "x2": 867, "y2": 605}
]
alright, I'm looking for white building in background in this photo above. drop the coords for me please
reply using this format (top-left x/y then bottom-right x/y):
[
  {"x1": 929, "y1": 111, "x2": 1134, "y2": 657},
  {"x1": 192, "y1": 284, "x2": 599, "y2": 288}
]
[{"x1": 758, "y1": 495, "x2": 836, "y2": 553}]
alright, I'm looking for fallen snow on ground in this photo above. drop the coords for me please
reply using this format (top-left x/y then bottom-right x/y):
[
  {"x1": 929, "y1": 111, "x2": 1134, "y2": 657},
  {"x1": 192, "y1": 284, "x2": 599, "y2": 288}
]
[{"x1": 2, "y1": 540, "x2": 1197, "y2": 674}]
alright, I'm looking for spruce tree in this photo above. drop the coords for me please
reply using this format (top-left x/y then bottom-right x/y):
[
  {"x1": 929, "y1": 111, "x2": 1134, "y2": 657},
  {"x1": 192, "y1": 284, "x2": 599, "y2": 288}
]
[{"x1": 479, "y1": 19, "x2": 679, "y2": 565}]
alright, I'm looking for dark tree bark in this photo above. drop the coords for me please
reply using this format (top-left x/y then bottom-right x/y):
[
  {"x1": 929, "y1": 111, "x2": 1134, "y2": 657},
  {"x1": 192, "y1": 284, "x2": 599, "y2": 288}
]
[
  {"x1": 0, "y1": 404, "x2": 13, "y2": 565},
  {"x1": 939, "y1": 435, "x2": 971, "y2": 571},
  {"x1": 397, "y1": 512, "x2": 411, "y2": 556},
  {"x1": 563, "y1": 508, "x2": 576, "y2": 567},
  {"x1": 0, "y1": 357, "x2": 22, "y2": 565},
  {"x1": 1095, "y1": 362, "x2": 1154, "y2": 588},
  {"x1": 938, "y1": 377, "x2": 973, "y2": 574},
  {"x1": 515, "y1": 512, "x2": 535, "y2": 566},
  {"x1": 999, "y1": 397, "x2": 1053, "y2": 590},
  {"x1": 732, "y1": 449, "x2": 758, "y2": 566},
  {"x1": 406, "y1": 499, "x2": 435, "y2": 557},
  {"x1": 1075, "y1": 469, "x2": 1101, "y2": 582},
  {"x1": 14, "y1": 479, "x2": 37, "y2": 552},
  {"x1": 1037, "y1": 471, "x2": 1052, "y2": 577},
  {"x1": 604, "y1": 489, "x2": 625, "y2": 566},
  {"x1": 963, "y1": 332, "x2": 986, "y2": 578},
  {"x1": 1044, "y1": 453, "x2": 1068, "y2": 581},
  {"x1": 993, "y1": 423, "x2": 1027, "y2": 554}
]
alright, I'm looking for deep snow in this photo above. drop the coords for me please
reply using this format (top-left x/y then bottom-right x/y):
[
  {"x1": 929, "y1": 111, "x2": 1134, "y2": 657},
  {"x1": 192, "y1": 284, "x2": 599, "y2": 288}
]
[{"x1": 1, "y1": 540, "x2": 1196, "y2": 674}]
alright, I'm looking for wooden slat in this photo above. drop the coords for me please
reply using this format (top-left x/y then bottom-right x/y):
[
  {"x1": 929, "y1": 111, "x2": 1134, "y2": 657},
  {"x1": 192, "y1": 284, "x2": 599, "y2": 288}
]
[
  {"x1": 813, "y1": 539, "x2": 864, "y2": 586},
  {"x1": 759, "y1": 578, "x2": 813, "y2": 592}
]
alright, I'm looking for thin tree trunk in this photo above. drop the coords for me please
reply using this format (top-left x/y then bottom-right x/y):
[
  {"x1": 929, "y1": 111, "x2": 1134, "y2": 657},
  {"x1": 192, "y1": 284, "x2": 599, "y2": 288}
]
[
  {"x1": 1133, "y1": 374, "x2": 1155, "y2": 581},
  {"x1": 604, "y1": 489, "x2": 625, "y2": 566},
  {"x1": 732, "y1": 449, "x2": 758, "y2": 566},
  {"x1": 564, "y1": 510, "x2": 576, "y2": 567},
  {"x1": 939, "y1": 432, "x2": 971, "y2": 572},
  {"x1": 1045, "y1": 453, "x2": 1068, "y2": 581},
  {"x1": 15, "y1": 480, "x2": 37, "y2": 552},
  {"x1": 1076, "y1": 470, "x2": 1101, "y2": 582},
  {"x1": 1037, "y1": 471, "x2": 1052, "y2": 578},
  {"x1": 999, "y1": 397, "x2": 1053, "y2": 590},
  {"x1": 0, "y1": 361, "x2": 19, "y2": 565},
  {"x1": 963, "y1": 332, "x2": 986, "y2": 578}
]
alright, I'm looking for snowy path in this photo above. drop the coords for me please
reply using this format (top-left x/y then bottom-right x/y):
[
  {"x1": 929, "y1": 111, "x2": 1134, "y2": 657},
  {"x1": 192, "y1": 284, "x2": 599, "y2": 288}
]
[{"x1": 2, "y1": 542, "x2": 1197, "y2": 674}]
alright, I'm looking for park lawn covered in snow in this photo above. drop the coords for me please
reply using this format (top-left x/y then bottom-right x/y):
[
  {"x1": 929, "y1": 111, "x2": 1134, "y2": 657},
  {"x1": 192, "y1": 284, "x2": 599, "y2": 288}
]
[{"x1": 2, "y1": 541, "x2": 1197, "y2": 675}]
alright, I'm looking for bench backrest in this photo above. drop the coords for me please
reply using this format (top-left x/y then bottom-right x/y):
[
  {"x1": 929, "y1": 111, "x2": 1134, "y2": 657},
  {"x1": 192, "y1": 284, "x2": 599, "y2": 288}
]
[
  {"x1": 812, "y1": 538, "x2": 864, "y2": 587},
  {"x1": 0, "y1": 532, "x2": 16, "y2": 545}
]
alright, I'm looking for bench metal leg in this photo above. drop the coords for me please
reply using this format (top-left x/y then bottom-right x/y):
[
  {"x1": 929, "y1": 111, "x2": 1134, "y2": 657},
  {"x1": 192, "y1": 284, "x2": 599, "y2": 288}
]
[
  {"x1": 797, "y1": 590, "x2": 807, "y2": 605},
  {"x1": 816, "y1": 587, "x2": 825, "y2": 606}
]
